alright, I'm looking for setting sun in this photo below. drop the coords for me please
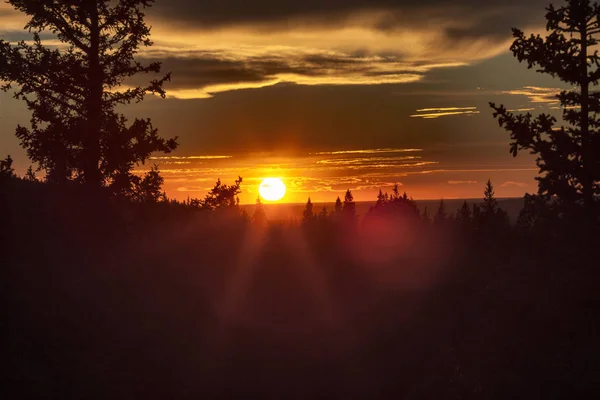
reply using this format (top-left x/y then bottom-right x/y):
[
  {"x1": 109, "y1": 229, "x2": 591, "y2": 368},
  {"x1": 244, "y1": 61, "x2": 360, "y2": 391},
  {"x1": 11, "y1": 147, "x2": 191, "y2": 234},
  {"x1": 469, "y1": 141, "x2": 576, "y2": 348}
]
[{"x1": 258, "y1": 178, "x2": 286, "y2": 202}]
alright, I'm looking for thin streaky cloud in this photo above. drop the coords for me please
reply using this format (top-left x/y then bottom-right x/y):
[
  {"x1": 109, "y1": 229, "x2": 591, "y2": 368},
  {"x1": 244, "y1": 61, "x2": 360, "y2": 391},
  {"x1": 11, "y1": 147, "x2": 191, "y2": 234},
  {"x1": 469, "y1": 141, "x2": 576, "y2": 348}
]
[
  {"x1": 448, "y1": 180, "x2": 478, "y2": 185},
  {"x1": 416, "y1": 107, "x2": 477, "y2": 112},
  {"x1": 507, "y1": 108, "x2": 536, "y2": 112},
  {"x1": 502, "y1": 86, "x2": 565, "y2": 103},
  {"x1": 410, "y1": 110, "x2": 480, "y2": 119},
  {"x1": 311, "y1": 148, "x2": 423, "y2": 155},
  {"x1": 150, "y1": 155, "x2": 233, "y2": 160}
]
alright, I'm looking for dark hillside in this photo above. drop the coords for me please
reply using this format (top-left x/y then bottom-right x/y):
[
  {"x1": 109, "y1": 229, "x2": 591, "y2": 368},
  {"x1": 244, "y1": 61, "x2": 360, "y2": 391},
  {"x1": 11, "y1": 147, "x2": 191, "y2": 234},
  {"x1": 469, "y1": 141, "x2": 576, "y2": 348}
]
[{"x1": 2, "y1": 179, "x2": 598, "y2": 398}]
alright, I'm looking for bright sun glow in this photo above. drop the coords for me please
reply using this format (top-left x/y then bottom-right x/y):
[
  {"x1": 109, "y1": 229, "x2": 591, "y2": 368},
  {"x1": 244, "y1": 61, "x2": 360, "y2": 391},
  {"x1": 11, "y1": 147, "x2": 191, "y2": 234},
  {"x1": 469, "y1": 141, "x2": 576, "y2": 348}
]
[{"x1": 258, "y1": 178, "x2": 286, "y2": 202}]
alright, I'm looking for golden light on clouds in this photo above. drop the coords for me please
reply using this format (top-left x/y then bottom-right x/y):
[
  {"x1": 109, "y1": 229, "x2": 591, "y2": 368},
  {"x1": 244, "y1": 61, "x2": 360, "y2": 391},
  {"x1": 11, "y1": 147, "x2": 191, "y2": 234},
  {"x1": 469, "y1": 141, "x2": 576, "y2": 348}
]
[
  {"x1": 311, "y1": 148, "x2": 423, "y2": 155},
  {"x1": 502, "y1": 86, "x2": 563, "y2": 103},
  {"x1": 125, "y1": 6, "x2": 516, "y2": 99},
  {"x1": 137, "y1": 148, "x2": 538, "y2": 204},
  {"x1": 410, "y1": 107, "x2": 480, "y2": 119}
]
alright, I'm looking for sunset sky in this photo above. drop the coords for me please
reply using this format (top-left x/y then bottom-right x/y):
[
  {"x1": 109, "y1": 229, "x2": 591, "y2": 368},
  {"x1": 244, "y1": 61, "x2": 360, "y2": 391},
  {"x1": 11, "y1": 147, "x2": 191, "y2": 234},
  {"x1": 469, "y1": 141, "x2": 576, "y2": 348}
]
[{"x1": 0, "y1": 0, "x2": 573, "y2": 203}]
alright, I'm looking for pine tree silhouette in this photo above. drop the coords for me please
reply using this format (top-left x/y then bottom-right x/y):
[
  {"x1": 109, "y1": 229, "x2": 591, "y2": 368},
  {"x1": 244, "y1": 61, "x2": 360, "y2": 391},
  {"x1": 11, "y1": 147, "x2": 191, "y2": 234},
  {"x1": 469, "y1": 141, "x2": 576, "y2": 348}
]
[
  {"x1": 334, "y1": 196, "x2": 343, "y2": 214},
  {"x1": 24, "y1": 166, "x2": 37, "y2": 182},
  {"x1": 318, "y1": 206, "x2": 329, "y2": 220},
  {"x1": 343, "y1": 189, "x2": 356, "y2": 220},
  {"x1": 133, "y1": 165, "x2": 165, "y2": 203},
  {"x1": 433, "y1": 199, "x2": 447, "y2": 226},
  {"x1": 375, "y1": 189, "x2": 388, "y2": 209},
  {"x1": 476, "y1": 180, "x2": 509, "y2": 234},
  {"x1": 422, "y1": 206, "x2": 431, "y2": 225},
  {"x1": 490, "y1": 0, "x2": 600, "y2": 216},
  {"x1": 0, "y1": 155, "x2": 16, "y2": 179},
  {"x1": 201, "y1": 177, "x2": 243, "y2": 211},
  {"x1": 456, "y1": 200, "x2": 472, "y2": 229},
  {"x1": 0, "y1": 0, "x2": 177, "y2": 192},
  {"x1": 303, "y1": 197, "x2": 315, "y2": 222},
  {"x1": 482, "y1": 180, "x2": 499, "y2": 216},
  {"x1": 252, "y1": 196, "x2": 267, "y2": 226}
]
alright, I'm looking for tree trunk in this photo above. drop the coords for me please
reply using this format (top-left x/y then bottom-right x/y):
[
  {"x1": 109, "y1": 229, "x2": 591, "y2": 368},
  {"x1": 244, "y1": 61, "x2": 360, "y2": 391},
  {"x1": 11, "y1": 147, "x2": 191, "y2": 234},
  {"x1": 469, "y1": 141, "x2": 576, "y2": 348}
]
[
  {"x1": 84, "y1": 1, "x2": 103, "y2": 187},
  {"x1": 580, "y1": 22, "x2": 594, "y2": 212}
]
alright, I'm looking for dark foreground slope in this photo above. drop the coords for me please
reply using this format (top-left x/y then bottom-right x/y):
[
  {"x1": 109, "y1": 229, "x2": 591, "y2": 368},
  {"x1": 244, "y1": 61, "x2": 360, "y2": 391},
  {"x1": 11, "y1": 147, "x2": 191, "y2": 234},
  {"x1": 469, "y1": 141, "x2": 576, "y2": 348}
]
[{"x1": 2, "y1": 180, "x2": 599, "y2": 399}]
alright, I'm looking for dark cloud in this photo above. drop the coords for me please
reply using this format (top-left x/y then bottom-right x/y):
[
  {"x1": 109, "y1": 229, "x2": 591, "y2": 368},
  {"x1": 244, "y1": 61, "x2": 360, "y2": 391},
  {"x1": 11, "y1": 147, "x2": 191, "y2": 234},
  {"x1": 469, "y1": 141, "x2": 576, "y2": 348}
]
[
  {"x1": 150, "y1": 0, "x2": 549, "y2": 35},
  {"x1": 151, "y1": 1, "x2": 545, "y2": 25},
  {"x1": 131, "y1": 51, "x2": 425, "y2": 95}
]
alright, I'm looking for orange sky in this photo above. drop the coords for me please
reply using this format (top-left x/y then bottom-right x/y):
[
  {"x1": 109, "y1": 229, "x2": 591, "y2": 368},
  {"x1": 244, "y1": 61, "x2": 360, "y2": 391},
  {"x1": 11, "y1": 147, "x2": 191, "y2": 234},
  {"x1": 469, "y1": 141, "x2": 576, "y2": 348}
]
[{"x1": 0, "y1": 0, "x2": 569, "y2": 203}]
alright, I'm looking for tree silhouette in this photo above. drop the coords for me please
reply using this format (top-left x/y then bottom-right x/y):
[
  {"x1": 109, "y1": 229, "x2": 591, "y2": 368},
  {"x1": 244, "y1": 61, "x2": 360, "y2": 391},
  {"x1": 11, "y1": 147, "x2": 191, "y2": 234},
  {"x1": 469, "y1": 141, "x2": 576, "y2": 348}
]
[
  {"x1": 517, "y1": 193, "x2": 556, "y2": 233},
  {"x1": 24, "y1": 166, "x2": 37, "y2": 182},
  {"x1": 476, "y1": 180, "x2": 509, "y2": 233},
  {"x1": 343, "y1": 189, "x2": 356, "y2": 217},
  {"x1": 132, "y1": 165, "x2": 164, "y2": 203},
  {"x1": 252, "y1": 196, "x2": 267, "y2": 226},
  {"x1": 318, "y1": 206, "x2": 329, "y2": 221},
  {"x1": 456, "y1": 200, "x2": 472, "y2": 230},
  {"x1": 390, "y1": 183, "x2": 402, "y2": 201},
  {"x1": 422, "y1": 206, "x2": 431, "y2": 225},
  {"x1": 368, "y1": 186, "x2": 420, "y2": 222},
  {"x1": 490, "y1": 0, "x2": 600, "y2": 215},
  {"x1": 375, "y1": 189, "x2": 388, "y2": 209},
  {"x1": 303, "y1": 197, "x2": 315, "y2": 222},
  {"x1": 334, "y1": 196, "x2": 343, "y2": 214},
  {"x1": 481, "y1": 180, "x2": 498, "y2": 216},
  {"x1": 433, "y1": 199, "x2": 447, "y2": 226},
  {"x1": 472, "y1": 203, "x2": 481, "y2": 228},
  {"x1": 0, "y1": 0, "x2": 177, "y2": 192},
  {"x1": 0, "y1": 155, "x2": 16, "y2": 179},
  {"x1": 201, "y1": 177, "x2": 242, "y2": 211}
]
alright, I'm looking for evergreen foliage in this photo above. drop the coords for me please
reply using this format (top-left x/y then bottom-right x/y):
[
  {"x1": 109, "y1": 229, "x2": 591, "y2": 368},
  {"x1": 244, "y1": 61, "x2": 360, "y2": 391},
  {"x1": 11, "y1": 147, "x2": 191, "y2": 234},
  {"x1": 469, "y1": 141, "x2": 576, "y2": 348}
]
[
  {"x1": 422, "y1": 206, "x2": 431, "y2": 225},
  {"x1": 303, "y1": 197, "x2": 315, "y2": 222},
  {"x1": 456, "y1": 200, "x2": 472, "y2": 230},
  {"x1": 0, "y1": 155, "x2": 16, "y2": 179},
  {"x1": 24, "y1": 166, "x2": 37, "y2": 182},
  {"x1": 343, "y1": 189, "x2": 356, "y2": 218},
  {"x1": 132, "y1": 165, "x2": 164, "y2": 203},
  {"x1": 490, "y1": 0, "x2": 600, "y2": 218},
  {"x1": 334, "y1": 196, "x2": 343, "y2": 214},
  {"x1": 252, "y1": 196, "x2": 267, "y2": 226},
  {"x1": 199, "y1": 177, "x2": 243, "y2": 211},
  {"x1": 0, "y1": 0, "x2": 177, "y2": 193},
  {"x1": 433, "y1": 199, "x2": 447, "y2": 226}
]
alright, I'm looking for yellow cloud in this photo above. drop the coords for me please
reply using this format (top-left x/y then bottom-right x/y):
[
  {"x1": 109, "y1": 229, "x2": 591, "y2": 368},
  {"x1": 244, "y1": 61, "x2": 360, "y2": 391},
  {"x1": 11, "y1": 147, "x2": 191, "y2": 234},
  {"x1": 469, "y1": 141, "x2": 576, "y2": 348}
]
[
  {"x1": 410, "y1": 109, "x2": 480, "y2": 119},
  {"x1": 502, "y1": 86, "x2": 564, "y2": 103}
]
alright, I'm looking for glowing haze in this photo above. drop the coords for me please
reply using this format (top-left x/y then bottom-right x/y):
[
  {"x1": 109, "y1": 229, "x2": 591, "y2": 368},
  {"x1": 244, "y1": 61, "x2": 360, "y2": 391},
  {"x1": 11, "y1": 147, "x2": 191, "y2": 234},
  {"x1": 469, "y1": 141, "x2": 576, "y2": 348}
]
[{"x1": 0, "y1": 0, "x2": 573, "y2": 203}]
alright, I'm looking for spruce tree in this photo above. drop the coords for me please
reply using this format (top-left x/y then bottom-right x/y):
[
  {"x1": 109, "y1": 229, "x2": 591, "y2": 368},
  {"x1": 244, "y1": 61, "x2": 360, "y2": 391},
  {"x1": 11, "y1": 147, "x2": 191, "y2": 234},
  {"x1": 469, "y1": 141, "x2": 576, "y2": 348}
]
[
  {"x1": 303, "y1": 197, "x2": 314, "y2": 221},
  {"x1": 252, "y1": 196, "x2": 267, "y2": 226},
  {"x1": 482, "y1": 179, "x2": 499, "y2": 216},
  {"x1": 477, "y1": 180, "x2": 509, "y2": 233},
  {"x1": 334, "y1": 196, "x2": 343, "y2": 214},
  {"x1": 490, "y1": 0, "x2": 600, "y2": 215},
  {"x1": 133, "y1": 165, "x2": 164, "y2": 203},
  {"x1": 0, "y1": 155, "x2": 16, "y2": 179},
  {"x1": 24, "y1": 166, "x2": 37, "y2": 182},
  {"x1": 318, "y1": 206, "x2": 329, "y2": 220},
  {"x1": 433, "y1": 199, "x2": 447, "y2": 226},
  {"x1": 456, "y1": 200, "x2": 472, "y2": 229},
  {"x1": 0, "y1": 0, "x2": 177, "y2": 192},
  {"x1": 422, "y1": 206, "x2": 431, "y2": 225},
  {"x1": 375, "y1": 189, "x2": 388, "y2": 209},
  {"x1": 343, "y1": 189, "x2": 356, "y2": 217},
  {"x1": 201, "y1": 177, "x2": 243, "y2": 210}
]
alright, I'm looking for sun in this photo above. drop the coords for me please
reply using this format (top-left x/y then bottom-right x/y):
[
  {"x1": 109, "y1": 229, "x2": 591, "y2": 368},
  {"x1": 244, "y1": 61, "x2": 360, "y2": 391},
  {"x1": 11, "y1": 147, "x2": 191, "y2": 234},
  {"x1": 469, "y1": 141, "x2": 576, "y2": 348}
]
[{"x1": 258, "y1": 178, "x2": 286, "y2": 202}]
